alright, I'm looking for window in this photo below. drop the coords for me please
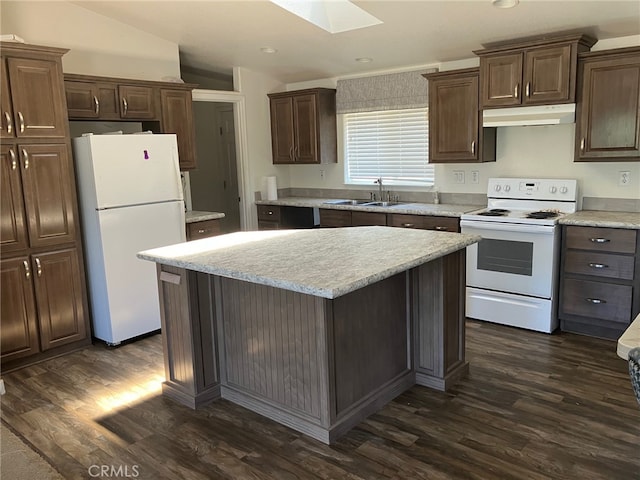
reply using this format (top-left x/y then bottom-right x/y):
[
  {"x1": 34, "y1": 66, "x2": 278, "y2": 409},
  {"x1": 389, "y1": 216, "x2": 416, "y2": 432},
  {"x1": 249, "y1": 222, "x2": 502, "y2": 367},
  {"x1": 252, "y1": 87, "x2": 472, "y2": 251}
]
[{"x1": 343, "y1": 107, "x2": 434, "y2": 186}]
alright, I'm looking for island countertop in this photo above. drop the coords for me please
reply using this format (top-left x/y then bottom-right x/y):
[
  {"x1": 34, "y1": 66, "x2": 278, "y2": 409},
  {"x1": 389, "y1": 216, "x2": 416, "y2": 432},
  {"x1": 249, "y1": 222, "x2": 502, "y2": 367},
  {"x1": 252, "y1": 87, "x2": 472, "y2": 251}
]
[{"x1": 139, "y1": 226, "x2": 480, "y2": 299}]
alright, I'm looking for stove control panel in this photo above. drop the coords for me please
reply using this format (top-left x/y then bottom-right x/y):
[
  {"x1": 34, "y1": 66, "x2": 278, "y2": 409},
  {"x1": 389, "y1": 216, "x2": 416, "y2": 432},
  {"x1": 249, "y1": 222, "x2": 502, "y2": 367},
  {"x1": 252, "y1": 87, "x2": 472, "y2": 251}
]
[{"x1": 487, "y1": 178, "x2": 578, "y2": 201}]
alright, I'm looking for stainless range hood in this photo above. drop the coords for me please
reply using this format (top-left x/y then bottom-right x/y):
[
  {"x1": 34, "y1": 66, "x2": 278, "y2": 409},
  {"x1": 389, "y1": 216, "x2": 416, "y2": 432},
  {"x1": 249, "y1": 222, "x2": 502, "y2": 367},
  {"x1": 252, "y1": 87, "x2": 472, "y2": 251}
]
[{"x1": 482, "y1": 103, "x2": 576, "y2": 127}]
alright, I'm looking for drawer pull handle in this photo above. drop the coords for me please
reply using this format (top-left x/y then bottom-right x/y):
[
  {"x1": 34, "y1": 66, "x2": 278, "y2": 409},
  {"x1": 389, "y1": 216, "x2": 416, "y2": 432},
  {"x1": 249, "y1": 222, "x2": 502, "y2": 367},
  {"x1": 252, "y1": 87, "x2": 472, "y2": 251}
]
[
  {"x1": 525, "y1": 82, "x2": 531, "y2": 97},
  {"x1": 588, "y1": 263, "x2": 608, "y2": 269},
  {"x1": 401, "y1": 223, "x2": 414, "y2": 228},
  {"x1": 514, "y1": 83, "x2": 519, "y2": 98},
  {"x1": 586, "y1": 298, "x2": 606, "y2": 305},
  {"x1": 94, "y1": 95, "x2": 100, "y2": 115},
  {"x1": 197, "y1": 229, "x2": 206, "y2": 234},
  {"x1": 589, "y1": 238, "x2": 610, "y2": 243},
  {"x1": 471, "y1": 140, "x2": 476, "y2": 155},
  {"x1": 35, "y1": 258, "x2": 42, "y2": 277},
  {"x1": 434, "y1": 226, "x2": 448, "y2": 231},
  {"x1": 267, "y1": 211, "x2": 273, "y2": 215},
  {"x1": 122, "y1": 97, "x2": 128, "y2": 115},
  {"x1": 22, "y1": 148, "x2": 29, "y2": 169},
  {"x1": 18, "y1": 111, "x2": 25, "y2": 133},
  {"x1": 23, "y1": 260, "x2": 30, "y2": 279}
]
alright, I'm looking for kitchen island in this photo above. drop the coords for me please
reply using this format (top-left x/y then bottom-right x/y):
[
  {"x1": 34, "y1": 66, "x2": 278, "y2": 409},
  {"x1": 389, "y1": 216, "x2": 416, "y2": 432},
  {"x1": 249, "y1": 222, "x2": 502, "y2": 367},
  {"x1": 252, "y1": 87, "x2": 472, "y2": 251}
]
[{"x1": 138, "y1": 226, "x2": 480, "y2": 444}]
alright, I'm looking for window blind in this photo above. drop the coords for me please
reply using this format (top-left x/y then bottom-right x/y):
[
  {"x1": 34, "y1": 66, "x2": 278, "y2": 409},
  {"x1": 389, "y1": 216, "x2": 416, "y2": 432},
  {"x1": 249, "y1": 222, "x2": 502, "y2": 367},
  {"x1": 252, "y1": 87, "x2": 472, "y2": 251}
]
[{"x1": 344, "y1": 107, "x2": 434, "y2": 186}]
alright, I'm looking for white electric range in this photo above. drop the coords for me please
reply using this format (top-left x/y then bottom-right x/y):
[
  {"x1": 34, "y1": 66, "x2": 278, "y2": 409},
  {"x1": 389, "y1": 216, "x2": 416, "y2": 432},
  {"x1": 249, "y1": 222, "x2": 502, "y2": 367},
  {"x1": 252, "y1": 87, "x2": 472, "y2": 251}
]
[{"x1": 460, "y1": 178, "x2": 579, "y2": 333}]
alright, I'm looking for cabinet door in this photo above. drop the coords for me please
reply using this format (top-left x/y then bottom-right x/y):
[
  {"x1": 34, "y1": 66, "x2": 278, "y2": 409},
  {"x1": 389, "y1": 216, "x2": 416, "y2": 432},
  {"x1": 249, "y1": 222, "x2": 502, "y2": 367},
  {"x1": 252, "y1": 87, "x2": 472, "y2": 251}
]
[
  {"x1": 1, "y1": 256, "x2": 40, "y2": 362},
  {"x1": 523, "y1": 45, "x2": 572, "y2": 105},
  {"x1": 1, "y1": 60, "x2": 15, "y2": 138},
  {"x1": 576, "y1": 55, "x2": 640, "y2": 161},
  {"x1": 270, "y1": 96, "x2": 295, "y2": 164},
  {"x1": 6, "y1": 57, "x2": 67, "y2": 138},
  {"x1": 160, "y1": 89, "x2": 197, "y2": 170},
  {"x1": 32, "y1": 249, "x2": 86, "y2": 350},
  {"x1": 293, "y1": 94, "x2": 318, "y2": 163},
  {"x1": 430, "y1": 74, "x2": 480, "y2": 162},
  {"x1": 118, "y1": 84, "x2": 156, "y2": 119},
  {"x1": 480, "y1": 53, "x2": 522, "y2": 108},
  {"x1": 19, "y1": 144, "x2": 76, "y2": 248},
  {"x1": 1, "y1": 145, "x2": 28, "y2": 253},
  {"x1": 64, "y1": 81, "x2": 100, "y2": 118}
]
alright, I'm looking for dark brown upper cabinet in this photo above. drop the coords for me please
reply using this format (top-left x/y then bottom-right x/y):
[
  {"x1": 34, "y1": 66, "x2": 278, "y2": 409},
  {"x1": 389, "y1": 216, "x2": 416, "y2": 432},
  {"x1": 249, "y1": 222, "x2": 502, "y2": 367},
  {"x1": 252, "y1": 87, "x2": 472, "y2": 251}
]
[
  {"x1": 64, "y1": 75, "x2": 157, "y2": 120},
  {"x1": 160, "y1": 88, "x2": 197, "y2": 170},
  {"x1": 474, "y1": 34, "x2": 596, "y2": 109},
  {"x1": 424, "y1": 68, "x2": 496, "y2": 163},
  {"x1": 1, "y1": 55, "x2": 68, "y2": 139},
  {"x1": 268, "y1": 88, "x2": 337, "y2": 164},
  {"x1": 575, "y1": 46, "x2": 640, "y2": 162},
  {"x1": 64, "y1": 74, "x2": 198, "y2": 170}
]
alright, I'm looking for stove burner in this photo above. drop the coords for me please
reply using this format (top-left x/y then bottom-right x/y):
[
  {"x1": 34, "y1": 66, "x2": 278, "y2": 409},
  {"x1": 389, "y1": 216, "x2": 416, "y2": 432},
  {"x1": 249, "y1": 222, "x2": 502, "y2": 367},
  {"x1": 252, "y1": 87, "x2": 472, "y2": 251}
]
[
  {"x1": 477, "y1": 208, "x2": 511, "y2": 217},
  {"x1": 526, "y1": 211, "x2": 560, "y2": 219}
]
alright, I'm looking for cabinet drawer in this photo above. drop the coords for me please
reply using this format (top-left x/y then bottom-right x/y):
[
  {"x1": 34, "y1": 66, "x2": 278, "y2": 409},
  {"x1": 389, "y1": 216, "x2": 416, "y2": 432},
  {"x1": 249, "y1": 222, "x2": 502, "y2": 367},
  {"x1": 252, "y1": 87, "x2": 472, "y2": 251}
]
[
  {"x1": 564, "y1": 250, "x2": 634, "y2": 280},
  {"x1": 319, "y1": 209, "x2": 351, "y2": 227},
  {"x1": 561, "y1": 278, "x2": 633, "y2": 324},
  {"x1": 187, "y1": 220, "x2": 221, "y2": 241},
  {"x1": 257, "y1": 205, "x2": 281, "y2": 222},
  {"x1": 351, "y1": 211, "x2": 386, "y2": 226},
  {"x1": 565, "y1": 226, "x2": 636, "y2": 253},
  {"x1": 420, "y1": 216, "x2": 459, "y2": 232},
  {"x1": 388, "y1": 214, "x2": 459, "y2": 232}
]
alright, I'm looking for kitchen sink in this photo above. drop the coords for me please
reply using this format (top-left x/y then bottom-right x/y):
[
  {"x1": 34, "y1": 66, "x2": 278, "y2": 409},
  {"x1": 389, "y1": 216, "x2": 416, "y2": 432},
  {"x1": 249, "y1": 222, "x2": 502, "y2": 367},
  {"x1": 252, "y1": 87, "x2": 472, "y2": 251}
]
[
  {"x1": 362, "y1": 201, "x2": 407, "y2": 207},
  {"x1": 323, "y1": 199, "x2": 371, "y2": 205}
]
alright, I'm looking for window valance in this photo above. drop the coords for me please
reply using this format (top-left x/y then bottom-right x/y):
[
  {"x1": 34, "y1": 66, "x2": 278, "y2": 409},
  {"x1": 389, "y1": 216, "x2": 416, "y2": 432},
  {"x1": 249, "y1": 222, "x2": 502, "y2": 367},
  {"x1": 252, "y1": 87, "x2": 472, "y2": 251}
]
[{"x1": 336, "y1": 68, "x2": 438, "y2": 114}]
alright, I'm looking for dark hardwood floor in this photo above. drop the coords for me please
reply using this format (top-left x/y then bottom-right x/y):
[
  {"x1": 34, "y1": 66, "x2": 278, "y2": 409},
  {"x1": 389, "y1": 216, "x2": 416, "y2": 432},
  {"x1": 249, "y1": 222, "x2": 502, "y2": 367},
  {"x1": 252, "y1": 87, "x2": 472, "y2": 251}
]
[{"x1": 2, "y1": 320, "x2": 639, "y2": 479}]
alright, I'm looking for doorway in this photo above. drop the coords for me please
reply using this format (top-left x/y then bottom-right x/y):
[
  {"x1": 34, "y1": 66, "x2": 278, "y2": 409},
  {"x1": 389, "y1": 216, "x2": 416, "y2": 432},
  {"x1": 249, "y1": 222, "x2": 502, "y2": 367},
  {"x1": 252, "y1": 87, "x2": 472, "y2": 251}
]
[
  {"x1": 188, "y1": 90, "x2": 250, "y2": 233},
  {"x1": 189, "y1": 102, "x2": 239, "y2": 232}
]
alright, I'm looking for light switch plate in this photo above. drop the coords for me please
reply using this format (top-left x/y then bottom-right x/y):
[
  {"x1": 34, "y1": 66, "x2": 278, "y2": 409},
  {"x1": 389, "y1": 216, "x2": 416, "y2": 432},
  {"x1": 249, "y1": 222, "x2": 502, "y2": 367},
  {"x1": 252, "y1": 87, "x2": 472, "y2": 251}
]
[{"x1": 453, "y1": 170, "x2": 465, "y2": 184}]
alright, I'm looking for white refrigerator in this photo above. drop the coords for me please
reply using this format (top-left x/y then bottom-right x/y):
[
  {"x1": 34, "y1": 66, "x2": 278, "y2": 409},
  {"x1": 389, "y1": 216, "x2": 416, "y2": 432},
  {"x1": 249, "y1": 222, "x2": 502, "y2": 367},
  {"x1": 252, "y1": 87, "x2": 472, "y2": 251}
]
[{"x1": 73, "y1": 133, "x2": 186, "y2": 345}]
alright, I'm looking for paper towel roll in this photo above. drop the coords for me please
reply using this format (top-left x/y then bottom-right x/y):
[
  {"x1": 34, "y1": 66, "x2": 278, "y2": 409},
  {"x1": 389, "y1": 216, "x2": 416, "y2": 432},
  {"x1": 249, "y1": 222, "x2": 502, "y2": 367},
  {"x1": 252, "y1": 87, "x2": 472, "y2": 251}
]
[{"x1": 266, "y1": 176, "x2": 278, "y2": 200}]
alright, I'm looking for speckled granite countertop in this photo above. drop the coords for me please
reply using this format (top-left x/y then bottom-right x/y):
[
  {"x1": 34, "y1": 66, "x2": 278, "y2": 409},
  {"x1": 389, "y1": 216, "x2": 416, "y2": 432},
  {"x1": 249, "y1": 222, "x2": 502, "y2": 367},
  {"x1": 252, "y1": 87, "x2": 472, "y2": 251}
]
[
  {"x1": 139, "y1": 226, "x2": 480, "y2": 299},
  {"x1": 618, "y1": 313, "x2": 640, "y2": 359},
  {"x1": 185, "y1": 210, "x2": 225, "y2": 223},
  {"x1": 255, "y1": 197, "x2": 480, "y2": 217},
  {"x1": 559, "y1": 210, "x2": 640, "y2": 229}
]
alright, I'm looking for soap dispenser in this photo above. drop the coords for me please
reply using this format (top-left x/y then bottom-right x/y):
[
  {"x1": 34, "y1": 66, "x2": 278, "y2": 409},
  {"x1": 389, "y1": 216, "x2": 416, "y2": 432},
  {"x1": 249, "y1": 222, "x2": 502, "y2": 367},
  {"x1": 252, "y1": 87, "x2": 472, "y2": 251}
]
[{"x1": 433, "y1": 188, "x2": 440, "y2": 204}]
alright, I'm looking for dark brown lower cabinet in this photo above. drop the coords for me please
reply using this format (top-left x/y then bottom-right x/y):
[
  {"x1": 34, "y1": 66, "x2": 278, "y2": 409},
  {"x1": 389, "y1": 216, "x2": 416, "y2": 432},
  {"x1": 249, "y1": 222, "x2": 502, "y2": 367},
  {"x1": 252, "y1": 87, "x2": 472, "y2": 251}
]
[
  {"x1": 1, "y1": 248, "x2": 87, "y2": 366},
  {"x1": 33, "y1": 248, "x2": 86, "y2": 350},
  {"x1": 560, "y1": 225, "x2": 640, "y2": 339},
  {"x1": 1, "y1": 256, "x2": 39, "y2": 362}
]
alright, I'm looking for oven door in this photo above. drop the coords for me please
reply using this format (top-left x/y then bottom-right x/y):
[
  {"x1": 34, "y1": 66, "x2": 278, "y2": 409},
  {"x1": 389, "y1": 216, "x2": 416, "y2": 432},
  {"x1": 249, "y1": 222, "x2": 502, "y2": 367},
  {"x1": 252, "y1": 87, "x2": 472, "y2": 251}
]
[{"x1": 460, "y1": 220, "x2": 558, "y2": 298}]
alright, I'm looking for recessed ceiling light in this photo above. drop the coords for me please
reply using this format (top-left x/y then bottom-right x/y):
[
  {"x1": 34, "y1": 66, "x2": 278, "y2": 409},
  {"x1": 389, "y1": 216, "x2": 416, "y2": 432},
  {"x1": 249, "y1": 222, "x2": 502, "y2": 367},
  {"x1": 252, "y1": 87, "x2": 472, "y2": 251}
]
[
  {"x1": 356, "y1": 57, "x2": 373, "y2": 63},
  {"x1": 492, "y1": 0, "x2": 519, "y2": 8},
  {"x1": 260, "y1": 47, "x2": 278, "y2": 54}
]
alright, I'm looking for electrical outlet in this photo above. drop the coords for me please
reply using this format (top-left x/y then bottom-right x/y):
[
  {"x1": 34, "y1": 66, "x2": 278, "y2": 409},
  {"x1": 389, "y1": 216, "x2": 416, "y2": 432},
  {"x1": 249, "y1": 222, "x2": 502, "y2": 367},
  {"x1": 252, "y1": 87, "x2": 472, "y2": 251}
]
[
  {"x1": 470, "y1": 170, "x2": 479, "y2": 184},
  {"x1": 453, "y1": 170, "x2": 465, "y2": 184},
  {"x1": 619, "y1": 171, "x2": 631, "y2": 186}
]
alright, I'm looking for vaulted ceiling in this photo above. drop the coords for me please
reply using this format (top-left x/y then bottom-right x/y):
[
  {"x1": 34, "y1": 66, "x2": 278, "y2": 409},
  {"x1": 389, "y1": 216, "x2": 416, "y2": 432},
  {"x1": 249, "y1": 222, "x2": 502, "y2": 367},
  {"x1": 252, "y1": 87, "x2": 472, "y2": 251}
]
[{"x1": 72, "y1": 1, "x2": 640, "y2": 82}]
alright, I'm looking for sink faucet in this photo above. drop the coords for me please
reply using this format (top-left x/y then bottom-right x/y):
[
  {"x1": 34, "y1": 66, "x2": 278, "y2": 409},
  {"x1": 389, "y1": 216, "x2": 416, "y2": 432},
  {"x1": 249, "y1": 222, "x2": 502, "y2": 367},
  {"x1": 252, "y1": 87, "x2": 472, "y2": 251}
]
[{"x1": 374, "y1": 177, "x2": 384, "y2": 201}]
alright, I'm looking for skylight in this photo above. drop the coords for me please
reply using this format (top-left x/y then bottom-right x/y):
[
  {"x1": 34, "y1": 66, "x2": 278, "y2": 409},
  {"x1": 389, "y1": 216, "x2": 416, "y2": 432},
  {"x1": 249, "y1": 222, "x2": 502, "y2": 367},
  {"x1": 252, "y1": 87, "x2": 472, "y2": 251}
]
[{"x1": 270, "y1": 0, "x2": 383, "y2": 34}]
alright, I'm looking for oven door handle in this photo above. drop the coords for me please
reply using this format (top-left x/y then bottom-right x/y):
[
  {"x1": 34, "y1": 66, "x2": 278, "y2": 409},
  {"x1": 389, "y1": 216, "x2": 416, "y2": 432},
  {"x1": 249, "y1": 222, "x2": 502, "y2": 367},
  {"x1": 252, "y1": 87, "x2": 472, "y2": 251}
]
[{"x1": 460, "y1": 220, "x2": 555, "y2": 235}]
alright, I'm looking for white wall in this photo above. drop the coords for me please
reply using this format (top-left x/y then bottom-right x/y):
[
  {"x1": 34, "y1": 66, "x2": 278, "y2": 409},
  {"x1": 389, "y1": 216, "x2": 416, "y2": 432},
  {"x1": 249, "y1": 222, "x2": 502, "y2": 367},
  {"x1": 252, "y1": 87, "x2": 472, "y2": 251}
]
[
  {"x1": 233, "y1": 67, "x2": 287, "y2": 203},
  {"x1": 0, "y1": 1, "x2": 180, "y2": 80}
]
